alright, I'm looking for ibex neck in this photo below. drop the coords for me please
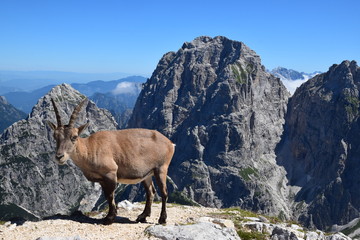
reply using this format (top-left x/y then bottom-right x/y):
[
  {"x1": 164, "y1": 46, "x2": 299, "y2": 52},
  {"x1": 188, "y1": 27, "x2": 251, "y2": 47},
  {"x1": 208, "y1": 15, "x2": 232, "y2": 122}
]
[{"x1": 70, "y1": 137, "x2": 90, "y2": 168}]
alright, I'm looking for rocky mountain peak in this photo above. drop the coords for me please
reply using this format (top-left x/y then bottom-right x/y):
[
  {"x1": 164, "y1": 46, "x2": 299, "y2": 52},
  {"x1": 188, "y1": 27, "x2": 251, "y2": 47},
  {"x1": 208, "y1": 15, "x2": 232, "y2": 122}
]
[
  {"x1": 179, "y1": 36, "x2": 261, "y2": 73},
  {"x1": 323, "y1": 60, "x2": 359, "y2": 91},
  {"x1": 277, "y1": 60, "x2": 360, "y2": 229},
  {"x1": 29, "y1": 83, "x2": 82, "y2": 120},
  {"x1": 130, "y1": 36, "x2": 283, "y2": 134},
  {"x1": 0, "y1": 96, "x2": 8, "y2": 104},
  {"x1": 271, "y1": 67, "x2": 305, "y2": 81},
  {"x1": 0, "y1": 84, "x2": 117, "y2": 221},
  {"x1": 128, "y1": 36, "x2": 290, "y2": 216},
  {"x1": 329, "y1": 60, "x2": 358, "y2": 73}
]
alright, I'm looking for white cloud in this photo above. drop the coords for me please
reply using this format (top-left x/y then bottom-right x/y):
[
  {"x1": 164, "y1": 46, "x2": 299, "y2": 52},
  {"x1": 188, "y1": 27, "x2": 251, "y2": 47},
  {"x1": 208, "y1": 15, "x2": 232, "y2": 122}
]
[
  {"x1": 281, "y1": 78, "x2": 307, "y2": 95},
  {"x1": 281, "y1": 73, "x2": 320, "y2": 95},
  {"x1": 112, "y1": 81, "x2": 139, "y2": 95}
]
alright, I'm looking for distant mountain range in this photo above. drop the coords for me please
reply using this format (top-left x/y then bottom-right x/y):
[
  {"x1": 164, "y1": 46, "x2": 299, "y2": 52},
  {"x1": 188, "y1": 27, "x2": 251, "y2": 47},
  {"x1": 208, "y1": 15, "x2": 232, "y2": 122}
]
[
  {"x1": 0, "y1": 67, "x2": 319, "y2": 132},
  {"x1": 2, "y1": 76, "x2": 146, "y2": 114},
  {"x1": 0, "y1": 96, "x2": 27, "y2": 133},
  {"x1": 89, "y1": 80, "x2": 143, "y2": 128},
  {"x1": 0, "y1": 70, "x2": 133, "y2": 93},
  {"x1": 72, "y1": 76, "x2": 144, "y2": 96},
  {"x1": 270, "y1": 67, "x2": 321, "y2": 94}
]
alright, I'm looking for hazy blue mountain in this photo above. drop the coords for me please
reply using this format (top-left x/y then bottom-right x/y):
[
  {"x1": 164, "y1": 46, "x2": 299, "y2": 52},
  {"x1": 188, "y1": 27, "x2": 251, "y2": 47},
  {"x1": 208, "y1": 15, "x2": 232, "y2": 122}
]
[
  {"x1": 3, "y1": 76, "x2": 146, "y2": 113},
  {"x1": 89, "y1": 81, "x2": 142, "y2": 128},
  {"x1": 3, "y1": 85, "x2": 56, "y2": 113},
  {"x1": 0, "y1": 96, "x2": 27, "y2": 133},
  {"x1": 0, "y1": 70, "x2": 132, "y2": 92},
  {"x1": 72, "y1": 76, "x2": 145, "y2": 96},
  {"x1": 0, "y1": 86, "x2": 20, "y2": 95}
]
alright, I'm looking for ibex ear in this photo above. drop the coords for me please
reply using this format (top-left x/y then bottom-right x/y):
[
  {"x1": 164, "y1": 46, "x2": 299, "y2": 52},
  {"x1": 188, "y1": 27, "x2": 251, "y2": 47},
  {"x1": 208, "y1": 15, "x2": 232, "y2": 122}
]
[
  {"x1": 46, "y1": 121, "x2": 57, "y2": 130},
  {"x1": 78, "y1": 122, "x2": 90, "y2": 135}
]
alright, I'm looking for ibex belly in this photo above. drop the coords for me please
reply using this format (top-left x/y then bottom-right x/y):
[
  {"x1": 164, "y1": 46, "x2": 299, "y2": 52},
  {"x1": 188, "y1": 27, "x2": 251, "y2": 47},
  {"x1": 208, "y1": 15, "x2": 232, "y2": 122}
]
[{"x1": 117, "y1": 170, "x2": 154, "y2": 184}]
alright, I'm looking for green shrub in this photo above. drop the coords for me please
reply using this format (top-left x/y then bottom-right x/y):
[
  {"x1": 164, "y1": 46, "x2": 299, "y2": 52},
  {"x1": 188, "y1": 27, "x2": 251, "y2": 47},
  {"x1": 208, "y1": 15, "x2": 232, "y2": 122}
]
[
  {"x1": 239, "y1": 167, "x2": 259, "y2": 181},
  {"x1": 237, "y1": 230, "x2": 267, "y2": 240}
]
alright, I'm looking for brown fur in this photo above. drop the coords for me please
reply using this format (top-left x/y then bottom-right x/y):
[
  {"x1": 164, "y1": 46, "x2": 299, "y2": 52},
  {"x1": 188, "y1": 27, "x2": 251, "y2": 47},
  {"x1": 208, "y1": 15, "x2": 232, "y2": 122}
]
[{"x1": 47, "y1": 99, "x2": 175, "y2": 225}]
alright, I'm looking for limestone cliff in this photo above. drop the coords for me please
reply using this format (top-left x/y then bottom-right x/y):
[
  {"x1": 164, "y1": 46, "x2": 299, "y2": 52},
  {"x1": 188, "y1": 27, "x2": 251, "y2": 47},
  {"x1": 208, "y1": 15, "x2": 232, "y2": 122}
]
[
  {"x1": 277, "y1": 60, "x2": 360, "y2": 229},
  {"x1": 128, "y1": 36, "x2": 290, "y2": 217}
]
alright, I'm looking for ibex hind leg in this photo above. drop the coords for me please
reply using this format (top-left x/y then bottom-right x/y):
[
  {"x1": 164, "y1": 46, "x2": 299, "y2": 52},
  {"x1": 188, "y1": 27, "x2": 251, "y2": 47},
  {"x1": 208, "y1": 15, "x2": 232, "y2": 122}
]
[
  {"x1": 100, "y1": 173, "x2": 118, "y2": 225},
  {"x1": 136, "y1": 176, "x2": 155, "y2": 223},
  {"x1": 154, "y1": 167, "x2": 168, "y2": 224}
]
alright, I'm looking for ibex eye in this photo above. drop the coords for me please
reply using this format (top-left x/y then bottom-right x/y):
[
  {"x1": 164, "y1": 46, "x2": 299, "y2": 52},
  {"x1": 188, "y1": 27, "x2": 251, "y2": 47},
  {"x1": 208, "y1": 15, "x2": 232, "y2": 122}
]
[{"x1": 71, "y1": 136, "x2": 78, "y2": 142}]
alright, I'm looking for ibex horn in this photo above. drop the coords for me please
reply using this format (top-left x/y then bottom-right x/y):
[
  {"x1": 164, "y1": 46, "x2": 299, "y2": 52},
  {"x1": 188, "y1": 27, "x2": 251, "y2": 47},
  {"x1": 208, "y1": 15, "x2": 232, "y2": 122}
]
[
  {"x1": 51, "y1": 98, "x2": 62, "y2": 126},
  {"x1": 68, "y1": 98, "x2": 87, "y2": 127}
]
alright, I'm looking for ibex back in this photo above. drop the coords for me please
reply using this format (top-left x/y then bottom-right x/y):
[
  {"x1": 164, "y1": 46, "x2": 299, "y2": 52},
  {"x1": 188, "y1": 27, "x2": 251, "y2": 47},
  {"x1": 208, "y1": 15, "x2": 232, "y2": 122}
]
[{"x1": 47, "y1": 98, "x2": 175, "y2": 225}]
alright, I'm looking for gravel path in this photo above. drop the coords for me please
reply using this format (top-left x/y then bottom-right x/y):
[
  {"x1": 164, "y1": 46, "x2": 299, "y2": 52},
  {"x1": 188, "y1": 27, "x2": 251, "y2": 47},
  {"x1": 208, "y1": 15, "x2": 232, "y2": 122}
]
[{"x1": 0, "y1": 203, "x2": 221, "y2": 240}]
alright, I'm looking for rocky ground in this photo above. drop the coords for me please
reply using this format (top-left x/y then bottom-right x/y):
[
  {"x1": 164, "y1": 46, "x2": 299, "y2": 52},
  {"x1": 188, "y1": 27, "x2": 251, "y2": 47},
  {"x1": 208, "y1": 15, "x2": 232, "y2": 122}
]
[
  {"x1": 0, "y1": 202, "x2": 221, "y2": 240},
  {"x1": 0, "y1": 201, "x2": 353, "y2": 240}
]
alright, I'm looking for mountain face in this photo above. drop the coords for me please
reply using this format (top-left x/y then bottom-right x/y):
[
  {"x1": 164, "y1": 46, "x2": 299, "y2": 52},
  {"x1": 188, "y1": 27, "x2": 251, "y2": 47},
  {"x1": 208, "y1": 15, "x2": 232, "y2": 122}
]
[
  {"x1": 270, "y1": 67, "x2": 321, "y2": 94},
  {"x1": 276, "y1": 60, "x2": 360, "y2": 229},
  {"x1": 128, "y1": 36, "x2": 290, "y2": 217},
  {"x1": 0, "y1": 84, "x2": 118, "y2": 221},
  {"x1": 127, "y1": 35, "x2": 360, "y2": 230},
  {"x1": 0, "y1": 96, "x2": 27, "y2": 133}
]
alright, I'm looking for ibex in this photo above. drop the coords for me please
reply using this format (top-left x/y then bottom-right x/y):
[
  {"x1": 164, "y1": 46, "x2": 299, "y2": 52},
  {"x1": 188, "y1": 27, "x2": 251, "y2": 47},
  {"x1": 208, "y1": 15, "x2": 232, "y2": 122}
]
[{"x1": 46, "y1": 98, "x2": 175, "y2": 225}]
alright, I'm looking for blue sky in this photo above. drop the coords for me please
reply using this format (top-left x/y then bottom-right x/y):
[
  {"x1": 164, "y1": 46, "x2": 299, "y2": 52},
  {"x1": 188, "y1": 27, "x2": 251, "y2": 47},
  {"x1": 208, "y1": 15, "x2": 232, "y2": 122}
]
[{"x1": 1, "y1": 0, "x2": 359, "y2": 76}]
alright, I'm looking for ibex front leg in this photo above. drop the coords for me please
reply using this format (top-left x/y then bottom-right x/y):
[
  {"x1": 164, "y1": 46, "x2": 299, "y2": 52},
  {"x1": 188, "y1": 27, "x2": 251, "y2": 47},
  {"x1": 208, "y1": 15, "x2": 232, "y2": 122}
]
[{"x1": 100, "y1": 172, "x2": 117, "y2": 225}]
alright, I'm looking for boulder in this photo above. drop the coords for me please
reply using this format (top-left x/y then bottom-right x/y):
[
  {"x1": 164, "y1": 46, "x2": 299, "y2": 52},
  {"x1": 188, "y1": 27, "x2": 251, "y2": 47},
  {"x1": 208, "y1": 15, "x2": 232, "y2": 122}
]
[{"x1": 145, "y1": 222, "x2": 240, "y2": 240}]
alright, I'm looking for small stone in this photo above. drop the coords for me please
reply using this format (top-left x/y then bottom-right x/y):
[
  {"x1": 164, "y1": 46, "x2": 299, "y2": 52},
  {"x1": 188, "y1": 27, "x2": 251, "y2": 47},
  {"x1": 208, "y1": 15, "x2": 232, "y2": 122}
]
[
  {"x1": 244, "y1": 217, "x2": 261, "y2": 222},
  {"x1": 7, "y1": 223, "x2": 17, "y2": 231},
  {"x1": 213, "y1": 219, "x2": 235, "y2": 229},
  {"x1": 259, "y1": 216, "x2": 270, "y2": 223}
]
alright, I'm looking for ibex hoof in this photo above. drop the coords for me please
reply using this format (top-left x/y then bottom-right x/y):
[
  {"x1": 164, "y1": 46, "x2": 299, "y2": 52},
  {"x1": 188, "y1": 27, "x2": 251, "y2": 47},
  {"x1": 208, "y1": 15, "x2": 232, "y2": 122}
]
[
  {"x1": 103, "y1": 216, "x2": 115, "y2": 225},
  {"x1": 136, "y1": 216, "x2": 147, "y2": 223},
  {"x1": 158, "y1": 217, "x2": 166, "y2": 224}
]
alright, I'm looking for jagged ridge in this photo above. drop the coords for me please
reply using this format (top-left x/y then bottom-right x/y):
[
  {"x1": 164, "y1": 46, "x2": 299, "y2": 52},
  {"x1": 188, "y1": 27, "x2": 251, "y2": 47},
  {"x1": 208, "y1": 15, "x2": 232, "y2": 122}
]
[{"x1": 277, "y1": 60, "x2": 360, "y2": 229}]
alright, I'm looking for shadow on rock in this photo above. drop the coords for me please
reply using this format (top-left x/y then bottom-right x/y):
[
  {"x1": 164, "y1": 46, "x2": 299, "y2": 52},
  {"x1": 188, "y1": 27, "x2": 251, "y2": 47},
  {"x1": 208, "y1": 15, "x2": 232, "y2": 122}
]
[{"x1": 43, "y1": 211, "x2": 136, "y2": 225}]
